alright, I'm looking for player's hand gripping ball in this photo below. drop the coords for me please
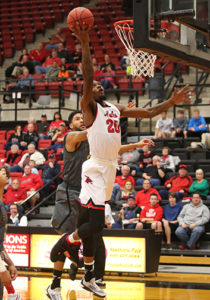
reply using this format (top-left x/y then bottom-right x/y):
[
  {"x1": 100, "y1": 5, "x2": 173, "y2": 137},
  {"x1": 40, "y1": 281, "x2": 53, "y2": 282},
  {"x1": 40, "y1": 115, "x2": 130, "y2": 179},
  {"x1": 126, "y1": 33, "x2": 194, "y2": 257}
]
[{"x1": 67, "y1": 7, "x2": 94, "y2": 31}]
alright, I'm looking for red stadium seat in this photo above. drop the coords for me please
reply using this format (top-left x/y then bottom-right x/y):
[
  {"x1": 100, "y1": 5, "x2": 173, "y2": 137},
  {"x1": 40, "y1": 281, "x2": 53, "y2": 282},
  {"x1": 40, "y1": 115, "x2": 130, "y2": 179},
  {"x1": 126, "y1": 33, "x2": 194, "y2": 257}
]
[
  {"x1": 0, "y1": 141, "x2": 6, "y2": 150},
  {"x1": 6, "y1": 130, "x2": 15, "y2": 141},
  {"x1": 0, "y1": 131, "x2": 6, "y2": 140},
  {"x1": 0, "y1": 150, "x2": 6, "y2": 158},
  {"x1": 38, "y1": 140, "x2": 52, "y2": 149},
  {"x1": 10, "y1": 172, "x2": 23, "y2": 181}
]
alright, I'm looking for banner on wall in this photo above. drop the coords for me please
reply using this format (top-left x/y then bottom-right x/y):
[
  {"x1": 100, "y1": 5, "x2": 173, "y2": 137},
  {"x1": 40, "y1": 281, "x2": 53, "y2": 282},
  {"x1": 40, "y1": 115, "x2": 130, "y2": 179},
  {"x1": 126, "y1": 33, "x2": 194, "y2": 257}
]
[{"x1": 4, "y1": 233, "x2": 30, "y2": 267}]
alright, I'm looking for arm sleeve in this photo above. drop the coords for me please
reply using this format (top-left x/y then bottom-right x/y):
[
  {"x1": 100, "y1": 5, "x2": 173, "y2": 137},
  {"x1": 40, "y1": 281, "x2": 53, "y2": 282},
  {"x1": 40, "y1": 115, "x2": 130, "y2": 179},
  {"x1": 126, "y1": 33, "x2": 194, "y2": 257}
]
[
  {"x1": 197, "y1": 117, "x2": 207, "y2": 131},
  {"x1": 155, "y1": 120, "x2": 160, "y2": 129},
  {"x1": 173, "y1": 118, "x2": 178, "y2": 130},
  {"x1": 183, "y1": 118, "x2": 189, "y2": 130},
  {"x1": 188, "y1": 182, "x2": 195, "y2": 194},
  {"x1": 19, "y1": 153, "x2": 27, "y2": 165},
  {"x1": 140, "y1": 208, "x2": 146, "y2": 220},
  {"x1": 34, "y1": 175, "x2": 44, "y2": 190},
  {"x1": 196, "y1": 206, "x2": 210, "y2": 226},
  {"x1": 34, "y1": 153, "x2": 46, "y2": 165},
  {"x1": 154, "y1": 207, "x2": 163, "y2": 221},
  {"x1": 177, "y1": 206, "x2": 186, "y2": 225},
  {"x1": 188, "y1": 118, "x2": 193, "y2": 129},
  {"x1": 185, "y1": 177, "x2": 193, "y2": 192}
]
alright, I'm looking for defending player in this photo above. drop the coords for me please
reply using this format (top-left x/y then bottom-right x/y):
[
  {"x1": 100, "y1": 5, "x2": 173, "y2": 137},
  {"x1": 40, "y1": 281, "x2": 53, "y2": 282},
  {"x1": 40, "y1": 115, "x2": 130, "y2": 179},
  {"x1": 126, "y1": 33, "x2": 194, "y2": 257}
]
[{"x1": 51, "y1": 24, "x2": 192, "y2": 298}]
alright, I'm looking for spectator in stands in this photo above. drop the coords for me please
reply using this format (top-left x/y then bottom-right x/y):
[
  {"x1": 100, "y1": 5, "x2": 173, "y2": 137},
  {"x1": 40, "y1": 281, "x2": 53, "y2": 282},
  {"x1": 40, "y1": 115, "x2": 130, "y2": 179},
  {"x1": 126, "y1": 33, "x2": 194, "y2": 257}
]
[
  {"x1": 20, "y1": 164, "x2": 43, "y2": 210},
  {"x1": 111, "y1": 180, "x2": 135, "y2": 210},
  {"x1": 136, "y1": 193, "x2": 163, "y2": 231},
  {"x1": 71, "y1": 43, "x2": 82, "y2": 63},
  {"x1": 189, "y1": 169, "x2": 209, "y2": 199},
  {"x1": 37, "y1": 114, "x2": 50, "y2": 139},
  {"x1": 28, "y1": 42, "x2": 47, "y2": 65},
  {"x1": 5, "y1": 48, "x2": 29, "y2": 79},
  {"x1": 120, "y1": 148, "x2": 140, "y2": 169},
  {"x1": 46, "y1": 28, "x2": 66, "y2": 49},
  {"x1": 138, "y1": 145, "x2": 154, "y2": 172},
  {"x1": 112, "y1": 193, "x2": 141, "y2": 229},
  {"x1": 7, "y1": 203, "x2": 28, "y2": 226},
  {"x1": 100, "y1": 54, "x2": 115, "y2": 71},
  {"x1": 120, "y1": 53, "x2": 130, "y2": 70},
  {"x1": 101, "y1": 64, "x2": 115, "y2": 90},
  {"x1": 154, "y1": 111, "x2": 173, "y2": 139},
  {"x1": 47, "y1": 111, "x2": 64, "y2": 138},
  {"x1": 48, "y1": 122, "x2": 67, "y2": 152},
  {"x1": 41, "y1": 153, "x2": 61, "y2": 194},
  {"x1": 2, "y1": 179, "x2": 27, "y2": 212},
  {"x1": 9, "y1": 143, "x2": 45, "y2": 173},
  {"x1": 35, "y1": 50, "x2": 61, "y2": 74},
  {"x1": 45, "y1": 61, "x2": 60, "y2": 81},
  {"x1": 4, "y1": 145, "x2": 21, "y2": 167},
  {"x1": 159, "y1": 164, "x2": 193, "y2": 201},
  {"x1": 135, "y1": 179, "x2": 161, "y2": 208},
  {"x1": 58, "y1": 64, "x2": 70, "y2": 80},
  {"x1": 175, "y1": 192, "x2": 210, "y2": 250},
  {"x1": 4, "y1": 125, "x2": 23, "y2": 151},
  {"x1": 0, "y1": 166, "x2": 12, "y2": 191},
  {"x1": 111, "y1": 165, "x2": 135, "y2": 201},
  {"x1": 93, "y1": 61, "x2": 102, "y2": 81},
  {"x1": 162, "y1": 192, "x2": 182, "y2": 248},
  {"x1": 11, "y1": 55, "x2": 34, "y2": 78},
  {"x1": 21, "y1": 124, "x2": 39, "y2": 148},
  {"x1": 23, "y1": 160, "x2": 39, "y2": 175},
  {"x1": 160, "y1": 147, "x2": 176, "y2": 173},
  {"x1": 23, "y1": 117, "x2": 38, "y2": 132},
  {"x1": 136, "y1": 155, "x2": 165, "y2": 187},
  {"x1": 57, "y1": 43, "x2": 69, "y2": 64},
  {"x1": 187, "y1": 132, "x2": 210, "y2": 151},
  {"x1": 8, "y1": 67, "x2": 35, "y2": 103},
  {"x1": 187, "y1": 108, "x2": 207, "y2": 139},
  {"x1": 171, "y1": 109, "x2": 188, "y2": 139}
]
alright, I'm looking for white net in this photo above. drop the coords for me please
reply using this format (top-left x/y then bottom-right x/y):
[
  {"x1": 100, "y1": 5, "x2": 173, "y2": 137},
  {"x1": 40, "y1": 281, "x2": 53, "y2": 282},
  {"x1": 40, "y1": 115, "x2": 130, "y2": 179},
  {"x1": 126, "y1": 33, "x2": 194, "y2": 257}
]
[{"x1": 115, "y1": 21, "x2": 157, "y2": 77}]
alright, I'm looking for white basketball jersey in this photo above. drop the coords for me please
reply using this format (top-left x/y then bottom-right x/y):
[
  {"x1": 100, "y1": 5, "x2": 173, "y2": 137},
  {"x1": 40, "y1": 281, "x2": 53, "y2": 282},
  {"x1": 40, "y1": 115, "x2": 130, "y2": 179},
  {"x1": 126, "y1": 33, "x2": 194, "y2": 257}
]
[{"x1": 87, "y1": 101, "x2": 121, "y2": 161}]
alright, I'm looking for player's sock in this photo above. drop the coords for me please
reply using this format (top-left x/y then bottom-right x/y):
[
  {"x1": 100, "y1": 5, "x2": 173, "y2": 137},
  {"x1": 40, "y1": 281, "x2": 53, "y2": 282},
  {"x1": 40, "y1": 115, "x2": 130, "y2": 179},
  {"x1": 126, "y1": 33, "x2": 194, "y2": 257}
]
[
  {"x1": 84, "y1": 261, "x2": 94, "y2": 282},
  {"x1": 66, "y1": 233, "x2": 80, "y2": 245},
  {"x1": 6, "y1": 285, "x2": 15, "y2": 294},
  {"x1": 51, "y1": 269, "x2": 62, "y2": 289}
]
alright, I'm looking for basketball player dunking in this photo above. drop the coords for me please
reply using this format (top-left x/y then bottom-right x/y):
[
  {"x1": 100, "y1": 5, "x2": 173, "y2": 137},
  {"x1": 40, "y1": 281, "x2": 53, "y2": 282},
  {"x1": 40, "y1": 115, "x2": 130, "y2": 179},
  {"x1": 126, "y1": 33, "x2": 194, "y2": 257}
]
[{"x1": 51, "y1": 23, "x2": 192, "y2": 298}]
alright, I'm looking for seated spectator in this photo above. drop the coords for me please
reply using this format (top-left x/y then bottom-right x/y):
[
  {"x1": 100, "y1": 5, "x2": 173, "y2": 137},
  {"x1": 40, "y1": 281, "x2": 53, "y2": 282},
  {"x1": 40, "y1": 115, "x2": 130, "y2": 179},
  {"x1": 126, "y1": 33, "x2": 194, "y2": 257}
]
[
  {"x1": 175, "y1": 192, "x2": 210, "y2": 250},
  {"x1": 2, "y1": 179, "x2": 27, "y2": 212},
  {"x1": 162, "y1": 192, "x2": 182, "y2": 248},
  {"x1": 111, "y1": 180, "x2": 135, "y2": 210},
  {"x1": 7, "y1": 203, "x2": 28, "y2": 226},
  {"x1": 135, "y1": 179, "x2": 161, "y2": 208},
  {"x1": 21, "y1": 124, "x2": 39, "y2": 148},
  {"x1": 20, "y1": 164, "x2": 43, "y2": 209},
  {"x1": 111, "y1": 165, "x2": 135, "y2": 201},
  {"x1": 48, "y1": 122, "x2": 67, "y2": 152},
  {"x1": 154, "y1": 111, "x2": 173, "y2": 139},
  {"x1": 187, "y1": 132, "x2": 210, "y2": 151},
  {"x1": 4, "y1": 145, "x2": 22, "y2": 167},
  {"x1": 100, "y1": 54, "x2": 115, "y2": 71},
  {"x1": 9, "y1": 143, "x2": 46, "y2": 173},
  {"x1": 57, "y1": 43, "x2": 69, "y2": 64},
  {"x1": 189, "y1": 169, "x2": 209, "y2": 199},
  {"x1": 136, "y1": 145, "x2": 154, "y2": 176},
  {"x1": 136, "y1": 193, "x2": 163, "y2": 231},
  {"x1": 35, "y1": 50, "x2": 61, "y2": 74},
  {"x1": 37, "y1": 114, "x2": 50, "y2": 139},
  {"x1": 70, "y1": 43, "x2": 82, "y2": 63},
  {"x1": 41, "y1": 153, "x2": 61, "y2": 194},
  {"x1": 160, "y1": 147, "x2": 176, "y2": 173},
  {"x1": 136, "y1": 155, "x2": 165, "y2": 187},
  {"x1": 187, "y1": 108, "x2": 207, "y2": 139},
  {"x1": 58, "y1": 64, "x2": 70, "y2": 80},
  {"x1": 46, "y1": 28, "x2": 66, "y2": 49},
  {"x1": 120, "y1": 148, "x2": 140, "y2": 169},
  {"x1": 5, "y1": 48, "x2": 29, "y2": 79},
  {"x1": 45, "y1": 61, "x2": 60, "y2": 81},
  {"x1": 93, "y1": 63, "x2": 102, "y2": 81},
  {"x1": 0, "y1": 166, "x2": 12, "y2": 191},
  {"x1": 105, "y1": 202, "x2": 114, "y2": 228},
  {"x1": 101, "y1": 64, "x2": 115, "y2": 89},
  {"x1": 120, "y1": 54, "x2": 130, "y2": 70},
  {"x1": 8, "y1": 67, "x2": 35, "y2": 103},
  {"x1": 23, "y1": 160, "x2": 39, "y2": 175},
  {"x1": 4, "y1": 125, "x2": 23, "y2": 151},
  {"x1": 28, "y1": 42, "x2": 47, "y2": 65},
  {"x1": 112, "y1": 194, "x2": 141, "y2": 229},
  {"x1": 159, "y1": 164, "x2": 193, "y2": 201},
  {"x1": 11, "y1": 55, "x2": 34, "y2": 78},
  {"x1": 47, "y1": 111, "x2": 64, "y2": 138},
  {"x1": 23, "y1": 117, "x2": 38, "y2": 132},
  {"x1": 171, "y1": 109, "x2": 188, "y2": 139}
]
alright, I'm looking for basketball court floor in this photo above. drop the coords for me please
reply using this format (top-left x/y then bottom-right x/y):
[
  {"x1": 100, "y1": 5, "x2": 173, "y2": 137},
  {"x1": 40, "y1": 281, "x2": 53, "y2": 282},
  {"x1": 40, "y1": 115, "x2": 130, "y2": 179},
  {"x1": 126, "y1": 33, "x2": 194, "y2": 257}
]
[{"x1": 3, "y1": 267, "x2": 210, "y2": 300}]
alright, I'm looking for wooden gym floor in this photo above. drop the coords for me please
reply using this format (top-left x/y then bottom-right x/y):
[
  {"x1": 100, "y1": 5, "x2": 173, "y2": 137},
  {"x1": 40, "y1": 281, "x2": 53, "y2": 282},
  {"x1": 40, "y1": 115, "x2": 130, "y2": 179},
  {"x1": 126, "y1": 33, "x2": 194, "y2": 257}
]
[{"x1": 3, "y1": 271, "x2": 210, "y2": 300}]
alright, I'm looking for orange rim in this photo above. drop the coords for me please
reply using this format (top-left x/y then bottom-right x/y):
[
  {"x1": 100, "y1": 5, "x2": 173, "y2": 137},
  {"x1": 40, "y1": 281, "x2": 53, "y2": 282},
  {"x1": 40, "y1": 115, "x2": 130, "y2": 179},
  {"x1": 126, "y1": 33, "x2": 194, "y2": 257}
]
[{"x1": 114, "y1": 19, "x2": 133, "y2": 31}]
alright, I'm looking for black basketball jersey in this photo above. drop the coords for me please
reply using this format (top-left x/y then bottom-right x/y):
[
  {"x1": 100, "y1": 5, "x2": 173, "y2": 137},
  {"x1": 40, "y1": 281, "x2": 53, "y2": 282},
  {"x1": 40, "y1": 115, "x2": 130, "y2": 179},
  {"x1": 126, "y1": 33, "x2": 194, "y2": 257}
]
[{"x1": 62, "y1": 133, "x2": 89, "y2": 190}]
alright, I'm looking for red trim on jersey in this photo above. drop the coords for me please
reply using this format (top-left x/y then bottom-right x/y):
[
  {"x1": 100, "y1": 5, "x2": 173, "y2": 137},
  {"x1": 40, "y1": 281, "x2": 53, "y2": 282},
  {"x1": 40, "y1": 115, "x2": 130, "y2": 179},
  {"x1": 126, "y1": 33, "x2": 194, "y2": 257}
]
[
  {"x1": 86, "y1": 103, "x2": 98, "y2": 129},
  {"x1": 78, "y1": 198, "x2": 105, "y2": 210}
]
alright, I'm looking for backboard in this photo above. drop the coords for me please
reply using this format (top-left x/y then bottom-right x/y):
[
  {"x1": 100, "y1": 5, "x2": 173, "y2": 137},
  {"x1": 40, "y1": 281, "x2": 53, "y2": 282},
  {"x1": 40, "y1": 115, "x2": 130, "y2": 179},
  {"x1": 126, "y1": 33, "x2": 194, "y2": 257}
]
[{"x1": 133, "y1": 0, "x2": 210, "y2": 72}]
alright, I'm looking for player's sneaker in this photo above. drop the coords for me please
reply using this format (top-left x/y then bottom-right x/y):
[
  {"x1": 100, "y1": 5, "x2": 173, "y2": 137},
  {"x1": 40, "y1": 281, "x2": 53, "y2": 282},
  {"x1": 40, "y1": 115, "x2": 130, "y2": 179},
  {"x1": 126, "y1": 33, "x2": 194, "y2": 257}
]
[
  {"x1": 95, "y1": 278, "x2": 106, "y2": 287},
  {"x1": 7, "y1": 293, "x2": 22, "y2": 300},
  {"x1": 81, "y1": 277, "x2": 106, "y2": 298},
  {"x1": 45, "y1": 285, "x2": 62, "y2": 300}
]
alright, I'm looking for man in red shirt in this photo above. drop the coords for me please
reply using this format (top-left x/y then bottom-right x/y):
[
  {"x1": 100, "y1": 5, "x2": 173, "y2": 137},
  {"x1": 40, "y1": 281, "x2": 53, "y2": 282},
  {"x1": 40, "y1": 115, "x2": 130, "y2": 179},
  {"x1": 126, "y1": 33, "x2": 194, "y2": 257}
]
[
  {"x1": 35, "y1": 49, "x2": 61, "y2": 74},
  {"x1": 136, "y1": 193, "x2": 163, "y2": 231},
  {"x1": 110, "y1": 165, "x2": 135, "y2": 201},
  {"x1": 135, "y1": 179, "x2": 161, "y2": 208},
  {"x1": 20, "y1": 164, "x2": 43, "y2": 209},
  {"x1": 3, "y1": 179, "x2": 27, "y2": 212},
  {"x1": 159, "y1": 164, "x2": 193, "y2": 201},
  {"x1": 28, "y1": 42, "x2": 47, "y2": 65},
  {"x1": 48, "y1": 122, "x2": 67, "y2": 153}
]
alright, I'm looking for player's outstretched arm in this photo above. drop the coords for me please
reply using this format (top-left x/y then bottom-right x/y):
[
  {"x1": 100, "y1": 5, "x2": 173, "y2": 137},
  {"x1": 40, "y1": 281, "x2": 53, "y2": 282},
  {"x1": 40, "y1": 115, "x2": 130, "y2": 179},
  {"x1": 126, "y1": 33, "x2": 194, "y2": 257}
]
[
  {"x1": 118, "y1": 139, "x2": 155, "y2": 154},
  {"x1": 65, "y1": 130, "x2": 88, "y2": 152},
  {"x1": 116, "y1": 85, "x2": 192, "y2": 118}
]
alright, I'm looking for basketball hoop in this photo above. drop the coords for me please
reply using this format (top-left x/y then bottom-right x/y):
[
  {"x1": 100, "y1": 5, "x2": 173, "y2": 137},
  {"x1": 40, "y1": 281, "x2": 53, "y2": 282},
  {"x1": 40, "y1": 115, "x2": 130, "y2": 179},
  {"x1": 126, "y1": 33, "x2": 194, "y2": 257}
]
[{"x1": 114, "y1": 20, "x2": 157, "y2": 77}]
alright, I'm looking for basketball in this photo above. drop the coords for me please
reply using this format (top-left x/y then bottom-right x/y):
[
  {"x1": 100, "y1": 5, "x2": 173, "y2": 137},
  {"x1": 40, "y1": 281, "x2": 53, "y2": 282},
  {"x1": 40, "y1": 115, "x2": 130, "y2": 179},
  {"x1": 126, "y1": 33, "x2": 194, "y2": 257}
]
[{"x1": 67, "y1": 7, "x2": 94, "y2": 31}]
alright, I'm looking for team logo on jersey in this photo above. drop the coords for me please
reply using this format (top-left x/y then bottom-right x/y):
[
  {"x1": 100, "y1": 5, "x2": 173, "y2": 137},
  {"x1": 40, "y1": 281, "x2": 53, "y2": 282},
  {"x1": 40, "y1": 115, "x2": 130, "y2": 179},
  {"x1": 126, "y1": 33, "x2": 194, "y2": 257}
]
[
  {"x1": 85, "y1": 175, "x2": 93, "y2": 184},
  {"x1": 104, "y1": 111, "x2": 117, "y2": 118}
]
